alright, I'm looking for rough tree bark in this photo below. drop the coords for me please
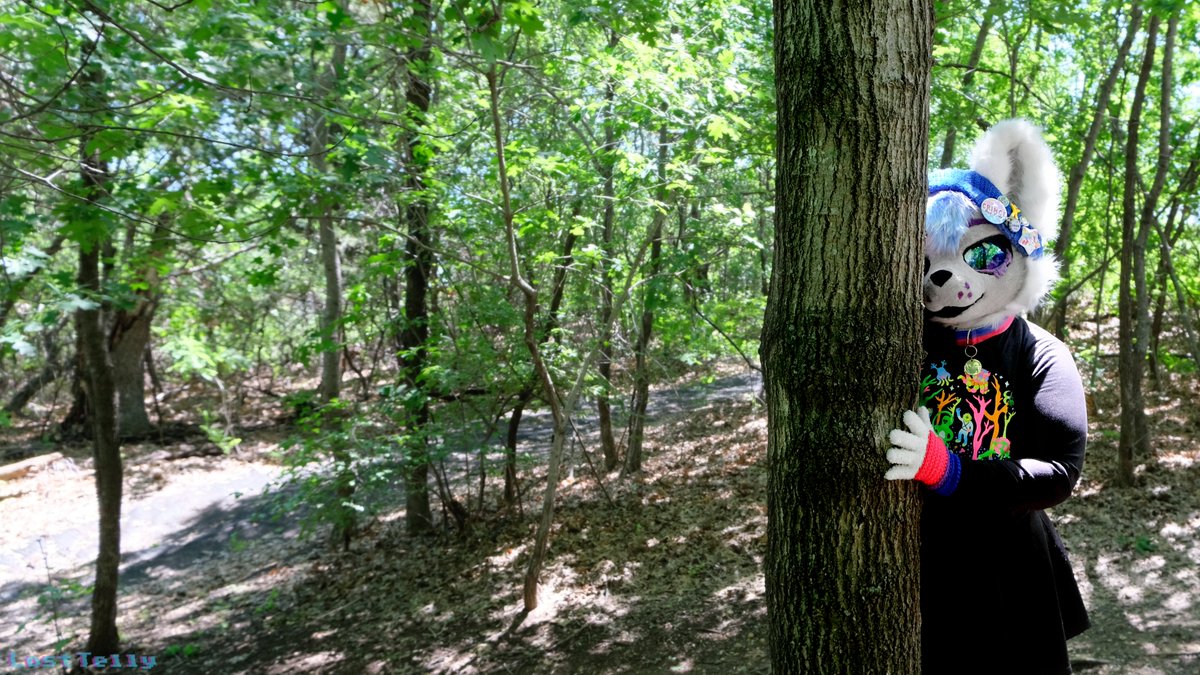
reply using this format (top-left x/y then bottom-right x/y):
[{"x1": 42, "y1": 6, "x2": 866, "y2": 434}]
[
  {"x1": 762, "y1": 0, "x2": 930, "y2": 671},
  {"x1": 80, "y1": 219, "x2": 123, "y2": 657}
]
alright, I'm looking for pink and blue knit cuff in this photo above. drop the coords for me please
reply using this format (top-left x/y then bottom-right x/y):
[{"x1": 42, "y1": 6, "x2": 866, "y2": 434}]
[
  {"x1": 931, "y1": 451, "x2": 961, "y2": 496},
  {"x1": 912, "y1": 432, "x2": 962, "y2": 495},
  {"x1": 914, "y1": 433, "x2": 949, "y2": 485}
]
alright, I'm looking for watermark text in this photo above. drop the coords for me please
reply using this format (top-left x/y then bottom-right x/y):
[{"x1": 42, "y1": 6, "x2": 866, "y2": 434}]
[{"x1": 6, "y1": 650, "x2": 157, "y2": 670}]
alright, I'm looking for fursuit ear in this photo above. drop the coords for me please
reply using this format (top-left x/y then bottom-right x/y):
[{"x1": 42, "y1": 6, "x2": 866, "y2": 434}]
[{"x1": 968, "y1": 119, "x2": 1061, "y2": 242}]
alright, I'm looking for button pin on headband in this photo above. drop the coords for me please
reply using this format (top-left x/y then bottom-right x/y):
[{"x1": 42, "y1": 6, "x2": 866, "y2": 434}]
[
  {"x1": 928, "y1": 169, "x2": 1045, "y2": 259},
  {"x1": 980, "y1": 197, "x2": 1007, "y2": 225}
]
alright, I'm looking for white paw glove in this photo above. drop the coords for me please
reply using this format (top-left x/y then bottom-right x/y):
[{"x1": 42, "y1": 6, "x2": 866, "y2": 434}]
[{"x1": 886, "y1": 407, "x2": 944, "y2": 483}]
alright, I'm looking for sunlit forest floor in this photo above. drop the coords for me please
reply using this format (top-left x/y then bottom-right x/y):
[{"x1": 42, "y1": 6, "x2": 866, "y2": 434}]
[
  {"x1": 1, "y1": 359, "x2": 1199, "y2": 673},
  {"x1": 1053, "y1": 365, "x2": 1200, "y2": 674}
]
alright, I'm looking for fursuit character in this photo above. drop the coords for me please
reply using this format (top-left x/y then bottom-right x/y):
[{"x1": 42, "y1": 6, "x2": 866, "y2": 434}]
[{"x1": 884, "y1": 120, "x2": 1089, "y2": 675}]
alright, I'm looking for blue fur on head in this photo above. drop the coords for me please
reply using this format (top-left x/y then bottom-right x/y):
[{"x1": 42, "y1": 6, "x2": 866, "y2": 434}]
[{"x1": 926, "y1": 192, "x2": 979, "y2": 255}]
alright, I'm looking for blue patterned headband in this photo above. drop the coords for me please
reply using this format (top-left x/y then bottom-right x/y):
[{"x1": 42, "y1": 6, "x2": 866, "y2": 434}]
[{"x1": 928, "y1": 169, "x2": 1044, "y2": 258}]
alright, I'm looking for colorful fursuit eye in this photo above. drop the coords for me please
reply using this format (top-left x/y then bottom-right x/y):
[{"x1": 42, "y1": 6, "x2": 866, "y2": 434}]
[{"x1": 963, "y1": 236, "x2": 1012, "y2": 275}]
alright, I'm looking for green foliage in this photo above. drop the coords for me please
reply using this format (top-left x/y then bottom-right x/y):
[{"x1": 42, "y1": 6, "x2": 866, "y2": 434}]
[
  {"x1": 1158, "y1": 352, "x2": 1197, "y2": 375},
  {"x1": 1119, "y1": 533, "x2": 1159, "y2": 554},
  {"x1": 255, "y1": 588, "x2": 282, "y2": 615},
  {"x1": 200, "y1": 410, "x2": 243, "y2": 454},
  {"x1": 228, "y1": 532, "x2": 248, "y2": 554},
  {"x1": 162, "y1": 644, "x2": 201, "y2": 659},
  {"x1": 272, "y1": 398, "x2": 403, "y2": 541},
  {"x1": 19, "y1": 572, "x2": 90, "y2": 639}
]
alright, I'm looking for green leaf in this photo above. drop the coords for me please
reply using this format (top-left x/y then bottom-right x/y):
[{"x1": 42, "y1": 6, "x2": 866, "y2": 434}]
[
  {"x1": 0, "y1": 14, "x2": 46, "y2": 30},
  {"x1": 505, "y1": 0, "x2": 546, "y2": 34},
  {"x1": 147, "y1": 195, "x2": 179, "y2": 217},
  {"x1": 59, "y1": 293, "x2": 100, "y2": 312},
  {"x1": 705, "y1": 115, "x2": 741, "y2": 141}
]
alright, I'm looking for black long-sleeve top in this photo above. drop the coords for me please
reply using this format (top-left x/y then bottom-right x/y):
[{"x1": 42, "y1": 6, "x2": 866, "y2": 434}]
[{"x1": 919, "y1": 317, "x2": 1090, "y2": 675}]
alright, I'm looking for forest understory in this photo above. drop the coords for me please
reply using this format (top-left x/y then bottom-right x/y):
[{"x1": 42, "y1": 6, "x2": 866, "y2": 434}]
[
  {"x1": 0, "y1": 354, "x2": 1198, "y2": 674},
  {"x1": 3, "y1": 0, "x2": 1198, "y2": 671}
]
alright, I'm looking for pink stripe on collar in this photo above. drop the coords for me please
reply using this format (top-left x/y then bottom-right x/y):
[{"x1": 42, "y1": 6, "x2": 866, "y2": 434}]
[{"x1": 954, "y1": 316, "x2": 1015, "y2": 346}]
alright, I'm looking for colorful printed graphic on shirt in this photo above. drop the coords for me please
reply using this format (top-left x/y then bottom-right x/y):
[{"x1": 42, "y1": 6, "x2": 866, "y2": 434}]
[{"x1": 920, "y1": 360, "x2": 1016, "y2": 460}]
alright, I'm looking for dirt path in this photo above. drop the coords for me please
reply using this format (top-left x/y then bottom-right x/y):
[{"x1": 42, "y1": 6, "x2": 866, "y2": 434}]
[
  {"x1": 0, "y1": 463, "x2": 281, "y2": 591},
  {"x1": 0, "y1": 370, "x2": 763, "y2": 668}
]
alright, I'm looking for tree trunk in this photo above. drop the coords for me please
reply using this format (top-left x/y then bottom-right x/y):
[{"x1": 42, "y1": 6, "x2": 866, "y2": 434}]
[
  {"x1": 4, "y1": 320, "x2": 66, "y2": 416},
  {"x1": 763, "y1": 0, "x2": 929, "y2": 671},
  {"x1": 60, "y1": 331, "x2": 91, "y2": 439},
  {"x1": 310, "y1": 5, "x2": 353, "y2": 545},
  {"x1": 1147, "y1": 204, "x2": 1185, "y2": 387},
  {"x1": 77, "y1": 49, "x2": 123, "y2": 656},
  {"x1": 757, "y1": 187, "x2": 771, "y2": 297},
  {"x1": 938, "y1": 0, "x2": 996, "y2": 169},
  {"x1": 80, "y1": 236, "x2": 123, "y2": 657},
  {"x1": 503, "y1": 396, "x2": 528, "y2": 507},
  {"x1": 483, "y1": 51, "x2": 656, "y2": 607},
  {"x1": 1148, "y1": 273, "x2": 1167, "y2": 388},
  {"x1": 399, "y1": 0, "x2": 436, "y2": 534},
  {"x1": 317, "y1": 215, "x2": 343, "y2": 402},
  {"x1": 109, "y1": 309, "x2": 153, "y2": 437},
  {"x1": 482, "y1": 60, "x2": 564, "y2": 609},
  {"x1": 504, "y1": 226, "x2": 577, "y2": 507},
  {"x1": 109, "y1": 220, "x2": 169, "y2": 438},
  {"x1": 1153, "y1": 147, "x2": 1200, "y2": 377},
  {"x1": 1044, "y1": 4, "x2": 1142, "y2": 336},
  {"x1": 1117, "y1": 15, "x2": 1160, "y2": 487},
  {"x1": 313, "y1": 23, "x2": 348, "y2": 404},
  {"x1": 595, "y1": 30, "x2": 622, "y2": 472},
  {"x1": 1132, "y1": 9, "x2": 1176, "y2": 440},
  {"x1": 678, "y1": 199, "x2": 700, "y2": 306},
  {"x1": 1161, "y1": 226, "x2": 1200, "y2": 376},
  {"x1": 624, "y1": 123, "x2": 668, "y2": 477}
]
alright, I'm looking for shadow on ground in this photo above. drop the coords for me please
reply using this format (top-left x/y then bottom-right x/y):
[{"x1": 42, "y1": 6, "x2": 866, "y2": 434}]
[
  {"x1": 120, "y1": 394, "x2": 769, "y2": 674},
  {"x1": 5, "y1": 367, "x2": 1199, "y2": 674},
  {"x1": 1054, "y1": 377, "x2": 1200, "y2": 675},
  {"x1": 0, "y1": 471, "x2": 304, "y2": 660}
]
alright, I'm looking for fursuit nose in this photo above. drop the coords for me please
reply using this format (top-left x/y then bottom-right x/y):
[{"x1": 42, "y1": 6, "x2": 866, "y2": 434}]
[{"x1": 929, "y1": 270, "x2": 952, "y2": 287}]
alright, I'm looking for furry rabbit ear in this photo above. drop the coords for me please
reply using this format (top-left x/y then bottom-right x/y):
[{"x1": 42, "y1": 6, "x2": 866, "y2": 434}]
[{"x1": 968, "y1": 119, "x2": 1061, "y2": 243}]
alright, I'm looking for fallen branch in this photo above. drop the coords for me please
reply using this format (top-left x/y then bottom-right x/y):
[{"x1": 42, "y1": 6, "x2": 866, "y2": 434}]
[{"x1": 0, "y1": 452, "x2": 64, "y2": 481}]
